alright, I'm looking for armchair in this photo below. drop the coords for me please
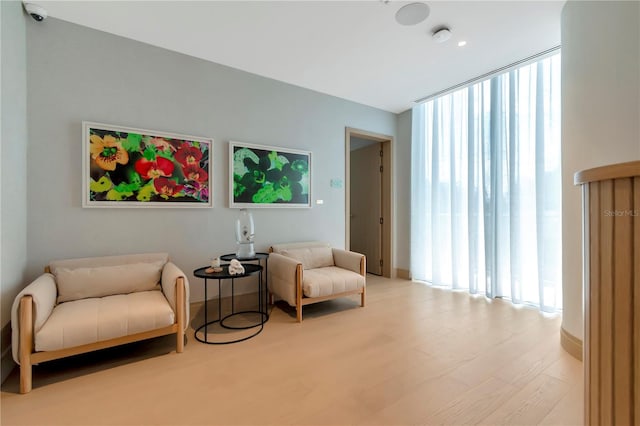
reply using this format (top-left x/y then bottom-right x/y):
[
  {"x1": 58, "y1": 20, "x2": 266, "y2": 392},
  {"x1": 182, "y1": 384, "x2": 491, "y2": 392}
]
[
  {"x1": 11, "y1": 253, "x2": 189, "y2": 393},
  {"x1": 268, "y1": 242, "x2": 365, "y2": 322}
]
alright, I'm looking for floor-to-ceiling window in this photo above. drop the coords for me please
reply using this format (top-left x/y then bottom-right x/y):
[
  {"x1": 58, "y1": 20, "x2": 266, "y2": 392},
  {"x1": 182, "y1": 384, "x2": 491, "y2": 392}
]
[{"x1": 411, "y1": 53, "x2": 561, "y2": 312}]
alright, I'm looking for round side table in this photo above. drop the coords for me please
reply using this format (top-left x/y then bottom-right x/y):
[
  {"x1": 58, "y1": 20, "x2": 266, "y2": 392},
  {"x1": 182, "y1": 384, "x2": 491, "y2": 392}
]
[
  {"x1": 220, "y1": 252, "x2": 269, "y2": 319},
  {"x1": 193, "y1": 263, "x2": 265, "y2": 344}
]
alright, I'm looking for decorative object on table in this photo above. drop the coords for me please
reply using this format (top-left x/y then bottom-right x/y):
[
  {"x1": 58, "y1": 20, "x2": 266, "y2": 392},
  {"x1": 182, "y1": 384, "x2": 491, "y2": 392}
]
[
  {"x1": 82, "y1": 121, "x2": 213, "y2": 208},
  {"x1": 229, "y1": 141, "x2": 311, "y2": 208},
  {"x1": 206, "y1": 257, "x2": 222, "y2": 273},
  {"x1": 228, "y1": 259, "x2": 245, "y2": 275},
  {"x1": 235, "y1": 208, "x2": 256, "y2": 259}
]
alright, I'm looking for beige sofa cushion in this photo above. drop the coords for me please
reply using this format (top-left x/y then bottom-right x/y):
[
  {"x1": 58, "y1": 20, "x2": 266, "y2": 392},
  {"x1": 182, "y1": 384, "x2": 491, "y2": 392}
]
[
  {"x1": 49, "y1": 252, "x2": 169, "y2": 270},
  {"x1": 279, "y1": 247, "x2": 334, "y2": 270},
  {"x1": 35, "y1": 290, "x2": 175, "y2": 352},
  {"x1": 54, "y1": 262, "x2": 162, "y2": 303},
  {"x1": 302, "y1": 266, "x2": 365, "y2": 298}
]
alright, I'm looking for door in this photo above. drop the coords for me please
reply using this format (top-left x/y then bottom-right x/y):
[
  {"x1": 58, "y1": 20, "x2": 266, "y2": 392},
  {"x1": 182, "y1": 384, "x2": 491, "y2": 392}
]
[{"x1": 350, "y1": 143, "x2": 382, "y2": 275}]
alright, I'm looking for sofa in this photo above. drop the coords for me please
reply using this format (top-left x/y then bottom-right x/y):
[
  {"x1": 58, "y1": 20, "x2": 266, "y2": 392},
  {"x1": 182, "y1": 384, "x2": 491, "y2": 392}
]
[
  {"x1": 268, "y1": 242, "x2": 366, "y2": 322},
  {"x1": 11, "y1": 252, "x2": 189, "y2": 394}
]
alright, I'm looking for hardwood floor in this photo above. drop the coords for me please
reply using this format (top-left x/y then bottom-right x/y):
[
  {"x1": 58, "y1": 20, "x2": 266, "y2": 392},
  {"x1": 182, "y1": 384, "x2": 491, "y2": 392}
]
[{"x1": 1, "y1": 275, "x2": 582, "y2": 425}]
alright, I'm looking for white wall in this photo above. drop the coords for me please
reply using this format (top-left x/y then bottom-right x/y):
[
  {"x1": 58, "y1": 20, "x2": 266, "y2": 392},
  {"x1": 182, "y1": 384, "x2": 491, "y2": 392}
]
[
  {"x1": 24, "y1": 18, "x2": 397, "y2": 302},
  {"x1": 1, "y1": 1, "x2": 28, "y2": 327},
  {"x1": 561, "y1": 0, "x2": 640, "y2": 340}
]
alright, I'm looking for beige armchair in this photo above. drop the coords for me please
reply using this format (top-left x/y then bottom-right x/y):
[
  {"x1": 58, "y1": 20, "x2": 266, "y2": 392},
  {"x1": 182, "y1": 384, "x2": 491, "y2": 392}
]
[
  {"x1": 268, "y1": 242, "x2": 366, "y2": 322},
  {"x1": 11, "y1": 253, "x2": 189, "y2": 393}
]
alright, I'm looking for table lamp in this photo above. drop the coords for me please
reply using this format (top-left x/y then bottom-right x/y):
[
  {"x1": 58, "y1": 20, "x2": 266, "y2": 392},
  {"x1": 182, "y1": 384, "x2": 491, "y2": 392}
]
[{"x1": 235, "y1": 208, "x2": 255, "y2": 259}]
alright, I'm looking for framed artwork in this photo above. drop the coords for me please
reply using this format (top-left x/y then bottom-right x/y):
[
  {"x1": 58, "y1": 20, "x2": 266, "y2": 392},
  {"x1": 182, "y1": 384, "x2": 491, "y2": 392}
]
[
  {"x1": 229, "y1": 141, "x2": 311, "y2": 208},
  {"x1": 83, "y1": 121, "x2": 213, "y2": 208}
]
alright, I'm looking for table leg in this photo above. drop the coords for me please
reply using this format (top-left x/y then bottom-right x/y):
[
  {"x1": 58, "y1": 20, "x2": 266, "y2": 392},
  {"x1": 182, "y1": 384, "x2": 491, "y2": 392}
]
[
  {"x1": 204, "y1": 278, "x2": 208, "y2": 343},
  {"x1": 218, "y1": 279, "x2": 222, "y2": 325},
  {"x1": 257, "y1": 270, "x2": 262, "y2": 319},
  {"x1": 260, "y1": 270, "x2": 265, "y2": 324},
  {"x1": 265, "y1": 259, "x2": 268, "y2": 303}
]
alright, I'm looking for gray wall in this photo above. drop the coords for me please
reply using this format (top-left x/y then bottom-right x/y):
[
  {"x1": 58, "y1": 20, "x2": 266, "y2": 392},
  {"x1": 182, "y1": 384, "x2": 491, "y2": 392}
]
[
  {"x1": 561, "y1": 0, "x2": 640, "y2": 340},
  {"x1": 1, "y1": 0, "x2": 29, "y2": 383},
  {"x1": 1, "y1": 1, "x2": 28, "y2": 328},
  {"x1": 25, "y1": 18, "x2": 397, "y2": 302},
  {"x1": 395, "y1": 110, "x2": 411, "y2": 274}
]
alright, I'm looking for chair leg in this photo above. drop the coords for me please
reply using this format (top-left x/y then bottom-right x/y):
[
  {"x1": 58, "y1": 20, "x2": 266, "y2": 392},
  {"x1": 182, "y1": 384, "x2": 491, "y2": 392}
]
[
  {"x1": 177, "y1": 328, "x2": 185, "y2": 353},
  {"x1": 296, "y1": 264, "x2": 303, "y2": 322},
  {"x1": 176, "y1": 277, "x2": 185, "y2": 353},
  {"x1": 20, "y1": 363, "x2": 32, "y2": 395},
  {"x1": 19, "y1": 296, "x2": 33, "y2": 394},
  {"x1": 361, "y1": 287, "x2": 366, "y2": 307}
]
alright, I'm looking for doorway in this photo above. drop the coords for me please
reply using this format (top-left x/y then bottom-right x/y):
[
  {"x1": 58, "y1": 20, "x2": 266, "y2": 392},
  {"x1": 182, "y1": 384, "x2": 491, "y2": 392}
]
[{"x1": 345, "y1": 128, "x2": 393, "y2": 278}]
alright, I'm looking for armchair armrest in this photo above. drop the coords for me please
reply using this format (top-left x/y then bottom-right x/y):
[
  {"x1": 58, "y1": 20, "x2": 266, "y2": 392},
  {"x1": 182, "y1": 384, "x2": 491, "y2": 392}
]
[
  {"x1": 268, "y1": 253, "x2": 302, "y2": 307},
  {"x1": 161, "y1": 262, "x2": 190, "y2": 331},
  {"x1": 332, "y1": 249, "x2": 365, "y2": 276},
  {"x1": 11, "y1": 273, "x2": 57, "y2": 364}
]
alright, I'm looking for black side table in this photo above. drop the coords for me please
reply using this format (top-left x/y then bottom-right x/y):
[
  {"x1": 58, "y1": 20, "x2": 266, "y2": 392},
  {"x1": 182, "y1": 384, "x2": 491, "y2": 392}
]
[
  {"x1": 193, "y1": 263, "x2": 264, "y2": 344},
  {"x1": 220, "y1": 253, "x2": 269, "y2": 317}
]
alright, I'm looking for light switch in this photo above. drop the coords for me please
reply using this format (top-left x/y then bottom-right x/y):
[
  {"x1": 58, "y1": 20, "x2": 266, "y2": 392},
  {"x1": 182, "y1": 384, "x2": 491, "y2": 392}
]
[{"x1": 316, "y1": 199, "x2": 324, "y2": 205}]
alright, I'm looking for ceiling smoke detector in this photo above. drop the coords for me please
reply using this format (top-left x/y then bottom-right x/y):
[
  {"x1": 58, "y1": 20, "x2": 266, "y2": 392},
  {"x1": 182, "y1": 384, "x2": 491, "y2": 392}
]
[
  {"x1": 432, "y1": 27, "x2": 452, "y2": 43},
  {"x1": 395, "y1": 2, "x2": 430, "y2": 26}
]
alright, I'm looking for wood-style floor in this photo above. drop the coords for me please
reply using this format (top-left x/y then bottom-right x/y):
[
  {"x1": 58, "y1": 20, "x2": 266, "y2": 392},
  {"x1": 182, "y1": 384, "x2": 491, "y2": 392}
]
[{"x1": 1, "y1": 275, "x2": 583, "y2": 425}]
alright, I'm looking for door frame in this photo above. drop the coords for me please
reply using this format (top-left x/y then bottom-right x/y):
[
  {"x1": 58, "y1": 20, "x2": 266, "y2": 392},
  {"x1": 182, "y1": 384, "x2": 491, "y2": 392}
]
[{"x1": 345, "y1": 127, "x2": 394, "y2": 278}]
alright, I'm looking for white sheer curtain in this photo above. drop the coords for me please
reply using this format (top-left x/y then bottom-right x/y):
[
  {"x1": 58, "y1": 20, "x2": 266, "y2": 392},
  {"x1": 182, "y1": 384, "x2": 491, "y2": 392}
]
[{"x1": 411, "y1": 54, "x2": 562, "y2": 312}]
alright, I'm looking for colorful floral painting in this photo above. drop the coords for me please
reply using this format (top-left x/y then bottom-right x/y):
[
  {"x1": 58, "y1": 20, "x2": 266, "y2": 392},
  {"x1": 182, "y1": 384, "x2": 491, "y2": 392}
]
[
  {"x1": 83, "y1": 122, "x2": 213, "y2": 208},
  {"x1": 229, "y1": 142, "x2": 311, "y2": 208}
]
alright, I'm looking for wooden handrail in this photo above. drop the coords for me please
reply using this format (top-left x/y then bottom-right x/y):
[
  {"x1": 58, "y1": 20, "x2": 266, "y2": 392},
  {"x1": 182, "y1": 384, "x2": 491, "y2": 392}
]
[{"x1": 574, "y1": 160, "x2": 640, "y2": 185}]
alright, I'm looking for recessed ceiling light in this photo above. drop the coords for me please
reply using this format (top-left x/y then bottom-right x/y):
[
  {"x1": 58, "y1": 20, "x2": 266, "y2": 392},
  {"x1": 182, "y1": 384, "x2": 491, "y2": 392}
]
[
  {"x1": 395, "y1": 2, "x2": 430, "y2": 26},
  {"x1": 458, "y1": 41, "x2": 467, "y2": 47}
]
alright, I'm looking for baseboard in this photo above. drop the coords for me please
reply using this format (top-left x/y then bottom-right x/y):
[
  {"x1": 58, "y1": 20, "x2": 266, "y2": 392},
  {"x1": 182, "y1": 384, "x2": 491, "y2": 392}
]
[
  {"x1": 560, "y1": 326, "x2": 583, "y2": 361},
  {"x1": 1, "y1": 322, "x2": 16, "y2": 384},
  {"x1": 395, "y1": 268, "x2": 411, "y2": 279}
]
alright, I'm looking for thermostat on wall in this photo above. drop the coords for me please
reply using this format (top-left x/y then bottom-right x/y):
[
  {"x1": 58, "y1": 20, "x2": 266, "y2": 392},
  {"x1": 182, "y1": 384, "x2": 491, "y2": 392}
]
[{"x1": 330, "y1": 179, "x2": 343, "y2": 189}]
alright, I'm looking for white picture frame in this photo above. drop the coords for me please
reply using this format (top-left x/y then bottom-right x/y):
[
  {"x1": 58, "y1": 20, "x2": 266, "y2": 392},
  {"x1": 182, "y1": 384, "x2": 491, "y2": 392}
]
[
  {"x1": 229, "y1": 141, "x2": 311, "y2": 208},
  {"x1": 83, "y1": 121, "x2": 213, "y2": 208}
]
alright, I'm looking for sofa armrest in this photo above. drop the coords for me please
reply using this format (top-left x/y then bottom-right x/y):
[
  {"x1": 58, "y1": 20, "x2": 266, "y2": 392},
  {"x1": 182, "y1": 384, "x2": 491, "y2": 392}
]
[
  {"x1": 332, "y1": 249, "x2": 366, "y2": 276},
  {"x1": 11, "y1": 273, "x2": 57, "y2": 364},
  {"x1": 268, "y1": 253, "x2": 302, "y2": 306},
  {"x1": 161, "y1": 262, "x2": 190, "y2": 331}
]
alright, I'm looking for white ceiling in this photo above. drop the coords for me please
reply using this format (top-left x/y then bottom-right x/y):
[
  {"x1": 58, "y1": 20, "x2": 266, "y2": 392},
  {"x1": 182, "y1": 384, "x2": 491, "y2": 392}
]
[{"x1": 38, "y1": 0, "x2": 565, "y2": 113}]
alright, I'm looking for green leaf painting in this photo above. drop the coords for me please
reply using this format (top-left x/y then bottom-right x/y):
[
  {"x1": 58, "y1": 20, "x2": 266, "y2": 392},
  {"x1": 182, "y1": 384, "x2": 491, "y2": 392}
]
[{"x1": 231, "y1": 143, "x2": 310, "y2": 207}]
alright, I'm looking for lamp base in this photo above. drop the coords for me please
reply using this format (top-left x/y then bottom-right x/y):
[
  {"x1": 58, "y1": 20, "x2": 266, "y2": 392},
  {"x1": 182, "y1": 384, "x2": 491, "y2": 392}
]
[{"x1": 236, "y1": 243, "x2": 255, "y2": 259}]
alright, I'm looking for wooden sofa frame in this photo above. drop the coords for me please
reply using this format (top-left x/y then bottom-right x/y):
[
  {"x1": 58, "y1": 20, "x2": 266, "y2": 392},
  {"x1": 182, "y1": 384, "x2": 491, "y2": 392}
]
[{"x1": 18, "y1": 273, "x2": 185, "y2": 394}]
